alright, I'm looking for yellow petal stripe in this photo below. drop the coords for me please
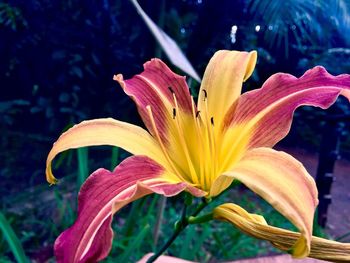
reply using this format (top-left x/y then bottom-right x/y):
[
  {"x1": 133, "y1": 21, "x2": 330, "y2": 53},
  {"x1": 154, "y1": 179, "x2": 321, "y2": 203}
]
[
  {"x1": 198, "y1": 50, "x2": 257, "y2": 127},
  {"x1": 222, "y1": 148, "x2": 318, "y2": 257},
  {"x1": 214, "y1": 203, "x2": 350, "y2": 261},
  {"x1": 46, "y1": 118, "x2": 167, "y2": 184}
]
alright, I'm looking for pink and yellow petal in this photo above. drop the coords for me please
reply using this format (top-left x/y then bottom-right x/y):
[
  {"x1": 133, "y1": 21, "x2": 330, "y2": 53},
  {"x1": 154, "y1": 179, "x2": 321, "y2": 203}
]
[
  {"x1": 222, "y1": 148, "x2": 318, "y2": 257},
  {"x1": 223, "y1": 66, "x2": 350, "y2": 149},
  {"x1": 198, "y1": 50, "x2": 257, "y2": 126},
  {"x1": 45, "y1": 118, "x2": 167, "y2": 184},
  {"x1": 114, "y1": 58, "x2": 193, "y2": 145},
  {"x1": 141, "y1": 58, "x2": 193, "y2": 112},
  {"x1": 55, "y1": 156, "x2": 205, "y2": 263},
  {"x1": 214, "y1": 203, "x2": 350, "y2": 261}
]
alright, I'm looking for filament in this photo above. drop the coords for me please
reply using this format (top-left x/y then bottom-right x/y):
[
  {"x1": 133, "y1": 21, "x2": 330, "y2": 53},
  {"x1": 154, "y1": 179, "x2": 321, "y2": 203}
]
[
  {"x1": 202, "y1": 90, "x2": 217, "y2": 186},
  {"x1": 191, "y1": 96, "x2": 205, "y2": 188},
  {"x1": 146, "y1": 106, "x2": 185, "y2": 181},
  {"x1": 171, "y1": 93, "x2": 198, "y2": 185}
]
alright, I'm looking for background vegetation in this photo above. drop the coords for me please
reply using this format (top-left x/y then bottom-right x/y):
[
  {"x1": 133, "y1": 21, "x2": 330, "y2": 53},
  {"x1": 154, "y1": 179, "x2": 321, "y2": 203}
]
[{"x1": 1, "y1": 0, "x2": 349, "y2": 261}]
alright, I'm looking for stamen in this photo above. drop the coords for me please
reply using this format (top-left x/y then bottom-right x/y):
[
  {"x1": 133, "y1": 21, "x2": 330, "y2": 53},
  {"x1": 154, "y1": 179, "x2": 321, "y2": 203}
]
[
  {"x1": 146, "y1": 106, "x2": 185, "y2": 181},
  {"x1": 173, "y1": 108, "x2": 176, "y2": 119},
  {"x1": 172, "y1": 94, "x2": 198, "y2": 185},
  {"x1": 168, "y1": 86, "x2": 175, "y2": 94},
  {"x1": 202, "y1": 89, "x2": 207, "y2": 101},
  {"x1": 202, "y1": 95, "x2": 217, "y2": 187},
  {"x1": 191, "y1": 97, "x2": 206, "y2": 187},
  {"x1": 209, "y1": 118, "x2": 218, "y2": 183}
]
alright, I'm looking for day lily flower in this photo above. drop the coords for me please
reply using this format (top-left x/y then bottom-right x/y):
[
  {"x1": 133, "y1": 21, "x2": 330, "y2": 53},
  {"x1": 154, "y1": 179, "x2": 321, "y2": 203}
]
[{"x1": 46, "y1": 50, "x2": 350, "y2": 262}]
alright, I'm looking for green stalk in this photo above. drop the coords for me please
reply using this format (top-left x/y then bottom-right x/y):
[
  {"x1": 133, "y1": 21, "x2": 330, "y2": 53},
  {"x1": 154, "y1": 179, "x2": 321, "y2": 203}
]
[{"x1": 146, "y1": 197, "x2": 210, "y2": 263}]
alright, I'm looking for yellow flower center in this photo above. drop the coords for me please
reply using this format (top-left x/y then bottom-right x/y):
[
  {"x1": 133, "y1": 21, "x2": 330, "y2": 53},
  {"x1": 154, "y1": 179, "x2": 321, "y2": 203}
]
[{"x1": 146, "y1": 88, "x2": 227, "y2": 193}]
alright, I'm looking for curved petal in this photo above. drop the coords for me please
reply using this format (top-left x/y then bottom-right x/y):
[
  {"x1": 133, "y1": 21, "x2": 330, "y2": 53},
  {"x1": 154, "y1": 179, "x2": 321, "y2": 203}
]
[
  {"x1": 214, "y1": 203, "x2": 350, "y2": 261},
  {"x1": 114, "y1": 58, "x2": 193, "y2": 145},
  {"x1": 223, "y1": 66, "x2": 350, "y2": 149},
  {"x1": 54, "y1": 156, "x2": 205, "y2": 263},
  {"x1": 198, "y1": 50, "x2": 257, "y2": 126},
  {"x1": 46, "y1": 118, "x2": 167, "y2": 184},
  {"x1": 221, "y1": 148, "x2": 318, "y2": 257}
]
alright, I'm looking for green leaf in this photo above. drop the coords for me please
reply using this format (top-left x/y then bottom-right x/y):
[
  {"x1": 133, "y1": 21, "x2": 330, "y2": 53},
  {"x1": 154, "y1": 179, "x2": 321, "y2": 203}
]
[
  {"x1": 0, "y1": 211, "x2": 29, "y2": 263},
  {"x1": 129, "y1": 0, "x2": 201, "y2": 82},
  {"x1": 117, "y1": 224, "x2": 150, "y2": 262},
  {"x1": 77, "y1": 147, "x2": 89, "y2": 188},
  {"x1": 110, "y1": 147, "x2": 119, "y2": 171}
]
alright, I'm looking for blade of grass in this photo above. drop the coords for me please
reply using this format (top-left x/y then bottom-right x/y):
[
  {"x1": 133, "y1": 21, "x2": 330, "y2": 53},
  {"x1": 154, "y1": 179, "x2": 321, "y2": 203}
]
[
  {"x1": 192, "y1": 224, "x2": 211, "y2": 260},
  {"x1": 110, "y1": 147, "x2": 119, "y2": 171},
  {"x1": 0, "y1": 211, "x2": 29, "y2": 263},
  {"x1": 121, "y1": 198, "x2": 147, "y2": 238},
  {"x1": 179, "y1": 225, "x2": 195, "y2": 259},
  {"x1": 77, "y1": 147, "x2": 89, "y2": 188},
  {"x1": 129, "y1": 0, "x2": 201, "y2": 82},
  {"x1": 213, "y1": 231, "x2": 229, "y2": 258},
  {"x1": 53, "y1": 189, "x2": 75, "y2": 230},
  {"x1": 117, "y1": 224, "x2": 150, "y2": 262},
  {"x1": 336, "y1": 231, "x2": 350, "y2": 242}
]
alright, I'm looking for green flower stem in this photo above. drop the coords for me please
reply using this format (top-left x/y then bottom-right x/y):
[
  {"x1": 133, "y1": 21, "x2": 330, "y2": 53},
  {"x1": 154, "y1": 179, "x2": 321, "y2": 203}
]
[
  {"x1": 188, "y1": 213, "x2": 213, "y2": 224},
  {"x1": 146, "y1": 197, "x2": 210, "y2": 263}
]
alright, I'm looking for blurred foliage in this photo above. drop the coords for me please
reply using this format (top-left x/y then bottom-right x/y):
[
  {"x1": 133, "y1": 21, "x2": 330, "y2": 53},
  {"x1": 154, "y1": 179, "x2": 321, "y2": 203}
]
[
  {"x1": 247, "y1": 0, "x2": 350, "y2": 57},
  {"x1": 1, "y1": 0, "x2": 350, "y2": 261}
]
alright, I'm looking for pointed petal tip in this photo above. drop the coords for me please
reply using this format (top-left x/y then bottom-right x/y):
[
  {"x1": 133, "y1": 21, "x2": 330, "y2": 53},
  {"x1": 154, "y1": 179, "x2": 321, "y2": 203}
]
[
  {"x1": 46, "y1": 157, "x2": 58, "y2": 185},
  {"x1": 143, "y1": 57, "x2": 187, "y2": 80},
  {"x1": 113, "y1": 74, "x2": 125, "y2": 89},
  {"x1": 144, "y1": 57, "x2": 162, "y2": 67},
  {"x1": 45, "y1": 118, "x2": 166, "y2": 187},
  {"x1": 243, "y1": 50, "x2": 257, "y2": 82}
]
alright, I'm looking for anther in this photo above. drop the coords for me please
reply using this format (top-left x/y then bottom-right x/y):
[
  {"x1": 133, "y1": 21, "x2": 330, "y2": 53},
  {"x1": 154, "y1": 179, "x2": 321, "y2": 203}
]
[
  {"x1": 173, "y1": 108, "x2": 176, "y2": 119},
  {"x1": 196, "y1": 111, "x2": 201, "y2": 118},
  {"x1": 202, "y1": 89, "x2": 208, "y2": 101},
  {"x1": 210, "y1": 117, "x2": 214, "y2": 126},
  {"x1": 168, "y1": 86, "x2": 175, "y2": 94}
]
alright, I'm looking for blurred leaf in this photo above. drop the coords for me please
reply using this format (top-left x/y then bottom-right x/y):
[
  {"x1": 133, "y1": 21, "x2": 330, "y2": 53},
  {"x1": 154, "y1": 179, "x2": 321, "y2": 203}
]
[
  {"x1": 77, "y1": 147, "x2": 89, "y2": 188},
  {"x1": 0, "y1": 3, "x2": 27, "y2": 30},
  {"x1": 70, "y1": 66, "x2": 83, "y2": 79},
  {"x1": 91, "y1": 53, "x2": 101, "y2": 65},
  {"x1": 110, "y1": 147, "x2": 119, "y2": 171},
  {"x1": 0, "y1": 100, "x2": 29, "y2": 112},
  {"x1": 52, "y1": 50, "x2": 66, "y2": 60},
  {"x1": 0, "y1": 211, "x2": 29, "y2": 263},
  {"x1": 247, "y1": 0, "x2": 350, "y2": 56},
  {"x1": 179, "y1": 225, "x2": 195, "y2": 259},
  {"x1": 117, "y1": 224, "x2": 150, "y2": 262},
  {"x1": 129, "y1": 0, "x2": 201, "y2": 82}
]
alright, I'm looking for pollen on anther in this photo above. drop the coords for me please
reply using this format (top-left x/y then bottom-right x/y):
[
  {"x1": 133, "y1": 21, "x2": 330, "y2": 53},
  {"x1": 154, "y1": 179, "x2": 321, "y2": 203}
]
[
  {"x1": 203, "y1": 89, "x2": 208, "y2": 101},
  {"x1": 202, "y1": 89, "x2": 208, "y2": 101},
  {"x1": 211, "y1": 117, "x2": 215, "y2": 126},
  {"x1": 173, "y1": 108, "x2": 176, "y2": 119},
  {"x1": 168, "y1": 86, "x2": 175, "y2": 94}
]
